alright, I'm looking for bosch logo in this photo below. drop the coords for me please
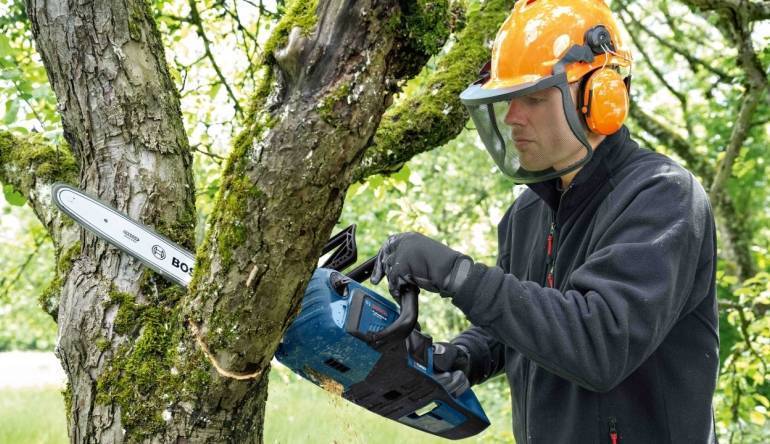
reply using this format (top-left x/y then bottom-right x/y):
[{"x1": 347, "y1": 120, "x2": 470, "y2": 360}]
[{"x1": 152, "y1": 245, "x2": 166, "y2": 260}]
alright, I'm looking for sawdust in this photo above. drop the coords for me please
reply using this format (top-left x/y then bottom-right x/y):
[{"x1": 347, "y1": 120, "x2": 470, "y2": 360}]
[{"x1": 304, "y1": 366, "x2": 345, "y2": 396}]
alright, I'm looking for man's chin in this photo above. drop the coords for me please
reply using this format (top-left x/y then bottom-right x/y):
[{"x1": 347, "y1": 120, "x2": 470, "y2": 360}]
[{"x1": 518, "y1": 158, "x2": 550, "y2": 173}]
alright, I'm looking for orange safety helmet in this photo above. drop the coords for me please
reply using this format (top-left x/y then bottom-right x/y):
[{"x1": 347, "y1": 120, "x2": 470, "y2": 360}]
[{"x1": 459, "y1": 0, "x2": 633, "y2": 183}]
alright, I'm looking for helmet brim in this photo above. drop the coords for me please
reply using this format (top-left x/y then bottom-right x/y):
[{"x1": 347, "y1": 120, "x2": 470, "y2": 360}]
[{"x1": 459, "y1": 73, "x2": 564, "y2": 106}]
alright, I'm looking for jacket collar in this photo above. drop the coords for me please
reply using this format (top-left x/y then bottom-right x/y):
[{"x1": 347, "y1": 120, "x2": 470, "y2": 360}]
[{"x1": 528, "y1": 126, "x2": 635, "y2": 214}]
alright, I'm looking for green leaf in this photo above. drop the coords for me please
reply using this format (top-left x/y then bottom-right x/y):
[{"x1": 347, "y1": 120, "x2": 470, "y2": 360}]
[
  {"x1": 4, "y1": 99, "x2": 19, "y2": 124},
  {"x1": 0, "y1": 35, "x2": 12, "y2": 57},
  {"x1": 2, "y1": 184, "x2": 26, "y2": 206},
  {"x1": 209, "y1": 82, "x2": 221, "y2": 100}
]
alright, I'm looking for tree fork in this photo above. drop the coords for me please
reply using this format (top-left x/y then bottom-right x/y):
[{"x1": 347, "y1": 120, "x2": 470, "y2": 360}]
[{"x1": 184, "y1": 1, "x2": 453, "y2": 429}]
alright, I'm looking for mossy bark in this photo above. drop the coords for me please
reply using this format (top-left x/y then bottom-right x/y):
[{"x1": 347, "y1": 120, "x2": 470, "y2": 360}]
[
  {"x1": 25, "y1": 0, "x2": 198, "y2": 441},
  {"x1": 0, "y1": 131, "x2": 79, "y2": 248}
]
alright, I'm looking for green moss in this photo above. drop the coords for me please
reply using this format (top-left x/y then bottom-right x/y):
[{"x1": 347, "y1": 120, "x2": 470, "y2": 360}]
[
  {"x1": 262, "y1": 0, "x2": 320, "y2": 64},
  {"x1": 57, "y1": 241, "x2": 81, "y2": 273},
  {"x1": 108, "y1": 289, "x2": 142, "y2": 335},
  {"x1": 214, "y1": 176, "x2": 263, "y2": 269},
  {"x1": 403, "y1": 0, "x2": 451, "y2": 56},
  {"x1": 62, "y1": 383, "x2": 72, "y2": 431},
  {"x1": 97, "y1": 286, "x2": 211, "y2": 440},
  {"x1": 38, "y1": 276, "x2": 62, "y2": 320},
  {"x1": 0, "y1": 131, "x2": 78, "y2": 194},
  {"x1": 96, "y1": 337, "x2": 111, "y2": 352},
  {"x1": 318, "y1": 83, "x2": 352, "y2": 126},
  {"x1": 155, "y1": 205, "x2": 197, "y2": 252},
  {"x1": 385, "y1": 0, "x2": 452, "y2": 80},
  {"x1": 38, "y1": 241, "x2": 81, "y2": 321}
]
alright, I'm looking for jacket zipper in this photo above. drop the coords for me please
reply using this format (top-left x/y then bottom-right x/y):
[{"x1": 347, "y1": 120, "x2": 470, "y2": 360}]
[
  {"x1": 609, "y1": 417, "x2": 619, "y2": 444},
  {"x1": 545, "y1": 186, "x2": 570, "y2": 288}
]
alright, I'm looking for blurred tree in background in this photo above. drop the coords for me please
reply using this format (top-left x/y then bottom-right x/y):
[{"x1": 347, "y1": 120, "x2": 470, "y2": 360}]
[{"x1": 0, "y1": 0, "x2": 768, "y2": 442}]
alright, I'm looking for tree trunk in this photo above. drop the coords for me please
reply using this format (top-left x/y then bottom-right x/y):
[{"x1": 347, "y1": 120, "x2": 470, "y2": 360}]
[{"x1": 23, "y1": 0, "x2": 453, "y2": 441}]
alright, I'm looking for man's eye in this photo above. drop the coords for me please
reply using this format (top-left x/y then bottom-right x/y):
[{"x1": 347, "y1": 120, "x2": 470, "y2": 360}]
[{"x1": 525, "y1": 96, "x2": 544, "y2": 105}]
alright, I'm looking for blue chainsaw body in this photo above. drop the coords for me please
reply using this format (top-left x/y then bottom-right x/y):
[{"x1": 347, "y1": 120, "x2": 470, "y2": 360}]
[{"x1": 275, "y1": 268, "x2": 490, "y2": 439}]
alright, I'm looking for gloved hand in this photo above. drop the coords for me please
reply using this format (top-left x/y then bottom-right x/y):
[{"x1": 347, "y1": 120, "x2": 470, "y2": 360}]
[
  {"x1": 433, "y1": 342, "x2": 471, "y2": 376},
  {"x1": 433, "y1": 342, "x2": 472, "y2": 397},
  {"x1": 370, "y1": 232, "x2": 473, "y2": 299},
  {"x1": 433, "y1": 369, "x2": 470, "y2": 397}
]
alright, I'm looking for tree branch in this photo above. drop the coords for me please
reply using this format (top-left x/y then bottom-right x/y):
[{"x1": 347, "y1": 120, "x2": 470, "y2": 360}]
[
  {"x1": 353, "y1": 0, "x2": 515, "y2": 182},
  {"x1": 681, "y1": 0, "x2": 768, "y2": 281},
  {"x1": 0, "y1": 131, "x2": 79, "y2": 249},
  {"x1": 618, "y1": 1, "x2": 732, "y2": 83},
  {"x1": 188, "y1": 0, "x2": 244, "y2": 119},
  {"x1": 180, "y1": 0, "x2": 457, "y2": 438},
  {"x1": 708, "y1": 89, "x2": 764, "y2": 206},
  {"x1": 628, "y1": 103, "x2": 712, "y2": 180},
  {"x1": 680, "y1": 0, "x2": 770, "y2": 21},
  {"x1": 617, "y1": 8, "x2": 694, "y2": 137}
]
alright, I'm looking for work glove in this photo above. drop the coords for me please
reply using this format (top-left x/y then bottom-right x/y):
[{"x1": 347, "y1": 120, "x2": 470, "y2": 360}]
[
  {"x1": 370, "y1": 232, "x2": 473, "y2": 299},
  {"x1": 433, "y1": 342, "x2": 471, "y2": 377}
]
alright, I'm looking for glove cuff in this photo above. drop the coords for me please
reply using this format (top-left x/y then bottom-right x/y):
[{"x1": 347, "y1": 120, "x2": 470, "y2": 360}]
[{"x1": 440, "y1": 255, "x2": 474, "y2": 298}]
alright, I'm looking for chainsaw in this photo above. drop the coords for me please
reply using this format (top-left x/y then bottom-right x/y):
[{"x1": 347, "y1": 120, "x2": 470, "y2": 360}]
[{"x1": 51, "y1": 183, "x2": 490, "y2": 439}]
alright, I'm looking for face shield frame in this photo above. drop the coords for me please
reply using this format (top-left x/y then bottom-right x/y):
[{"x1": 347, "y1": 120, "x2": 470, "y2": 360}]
[{"x1": 460, "y1": 44, "x2": 606, "y2": 184}]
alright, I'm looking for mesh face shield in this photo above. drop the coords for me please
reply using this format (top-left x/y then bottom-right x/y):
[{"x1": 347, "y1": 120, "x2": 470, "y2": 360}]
[{"x1": 460, "y1": 73, "x2": 593, "y2": 184}]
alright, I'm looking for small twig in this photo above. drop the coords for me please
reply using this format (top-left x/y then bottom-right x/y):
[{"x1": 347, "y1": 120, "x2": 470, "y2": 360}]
[
  {"x1": 188, "y1": 0, "x2": 244, "y2": 119},
  {"x1": 191, "y1": 144, "x2": 225, "y2": 163},
  {"x1": 4, "y1": 60, "x2": 48, "y2": 130},
  {"x1": 0, "y1": 234, "x2": 46, "y2": 300},
  {"x1": 720, "y1": 299, "x2": 769, "y2": 375}
]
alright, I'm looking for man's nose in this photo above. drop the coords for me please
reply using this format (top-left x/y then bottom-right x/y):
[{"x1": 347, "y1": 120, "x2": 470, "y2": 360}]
[{"x1": 504, "y1": 99, "x2": 526, "y2": 126}]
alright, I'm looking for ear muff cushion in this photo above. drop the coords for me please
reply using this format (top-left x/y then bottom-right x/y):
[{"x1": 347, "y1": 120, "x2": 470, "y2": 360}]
[{"x1": 582, "y1": 69, "x2": 629, "y2": 135}]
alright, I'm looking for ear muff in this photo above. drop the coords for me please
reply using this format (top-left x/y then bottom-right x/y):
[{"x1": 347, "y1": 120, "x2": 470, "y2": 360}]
[{"x1": 580, "y1": 68, "x2": 629, "y2": 135}]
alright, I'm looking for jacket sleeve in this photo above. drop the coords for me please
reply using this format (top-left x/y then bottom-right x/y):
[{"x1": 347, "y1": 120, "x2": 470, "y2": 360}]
[
  {"x1": 450, "y1": 167, "x2": 714, "y2": 393},
  {"x1": 449, "y1": 211, "x2": 515, "y2": 387}
]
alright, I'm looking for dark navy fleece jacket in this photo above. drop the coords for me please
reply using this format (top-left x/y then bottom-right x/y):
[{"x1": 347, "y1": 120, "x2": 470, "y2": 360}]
[{"x1": 450, "y1": 126, "x2": 719, "y2": 443}]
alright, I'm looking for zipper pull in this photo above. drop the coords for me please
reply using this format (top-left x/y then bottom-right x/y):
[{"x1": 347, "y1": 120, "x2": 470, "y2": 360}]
[
  {"x1": 609, "y1": 417, "x2": 619, "y2": 444},
  {"x1": 546, "y1": 225, "x2": 554, "y2": 256}
]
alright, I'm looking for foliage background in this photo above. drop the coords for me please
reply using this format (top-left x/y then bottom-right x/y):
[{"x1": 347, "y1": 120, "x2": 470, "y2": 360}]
[{"x1": 0, "y1": 0, "x2": 768, "y2": 442}]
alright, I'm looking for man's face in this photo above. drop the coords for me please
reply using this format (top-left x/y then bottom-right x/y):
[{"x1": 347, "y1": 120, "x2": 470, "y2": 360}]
[{"x1": 502, "y1": 84, "x2": 586, "y2": 172}]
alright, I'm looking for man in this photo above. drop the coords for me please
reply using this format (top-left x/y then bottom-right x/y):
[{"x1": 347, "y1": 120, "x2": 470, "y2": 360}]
[{"x1": 370, "y1": 0, "x2": 719, "y2": 442}]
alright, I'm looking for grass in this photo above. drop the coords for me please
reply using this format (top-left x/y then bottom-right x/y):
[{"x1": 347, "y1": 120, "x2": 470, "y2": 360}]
[
  {"x1": 0, "y1": 366, "x2": 513, "y2": 443},
  {"x1": 0, "y1": 387, "x2": 68, "y2": 444}
]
